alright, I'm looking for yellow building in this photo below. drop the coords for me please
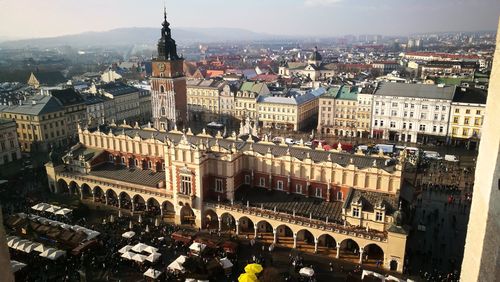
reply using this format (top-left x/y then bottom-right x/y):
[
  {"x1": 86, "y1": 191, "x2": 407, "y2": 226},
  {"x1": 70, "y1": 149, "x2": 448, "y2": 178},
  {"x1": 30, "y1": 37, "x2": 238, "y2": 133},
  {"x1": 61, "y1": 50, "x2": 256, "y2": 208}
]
[
  {"x1": 234, "y1": 82, "x2": 269, "y2": 120},
  {"x1": 45, "y1": 123, "x2": 409, "y2": 272},
  {"x1": 186, "y1": 79, "x2": 226, "y2": 121},
  {"x1": 258, "y1": 88, "x2": 324, "y2": 131},
  {"x1": 317, "y1": 87, "x2": 339, "y2": 135},
  {"x1": 449, "y1": 87, "x2": 487, "y2": 150},
  {"x1": 0, "y1": 95, "x2": 68, "y2": 152},
  {"x1": 0, "y1": 118, "x2": 21, "y2": 165},
  {"x1": 333, "y1": 86, "x2": 359, "y2": 137}
]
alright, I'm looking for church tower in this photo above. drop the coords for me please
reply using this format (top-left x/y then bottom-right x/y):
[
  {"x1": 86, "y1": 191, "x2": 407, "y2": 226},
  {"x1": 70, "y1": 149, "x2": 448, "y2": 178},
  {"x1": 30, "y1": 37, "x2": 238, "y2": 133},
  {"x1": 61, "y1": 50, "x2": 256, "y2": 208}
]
[{"x1": 150, "y1": 7, "x2": 187, "y2": 130}]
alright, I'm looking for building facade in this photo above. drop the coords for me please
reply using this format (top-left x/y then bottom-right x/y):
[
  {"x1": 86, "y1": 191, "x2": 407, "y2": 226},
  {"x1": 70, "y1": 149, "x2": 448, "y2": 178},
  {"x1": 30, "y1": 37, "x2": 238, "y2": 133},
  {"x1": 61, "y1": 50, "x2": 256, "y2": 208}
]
[
  {"x1": 317, "y1": 87, "x2": 340, "y2": 135},
  {"x1": 371, "y1": 83, "x2": 455, "y2": 143},
  {"x1": 0, "y1": 95, "x2": 68, "y2": 152},
  {"x1": 0, "y1": 119, "x2": 21, "y2": 165},
  {"x1": 234, "y1": 82, "x2": 270, "y2": 120},
  {"x1": 449, "y1": 87, "x2": 487, "y2": 150},
  {"x1": 356, "y1": 90, "x2": 374, "y2": 139},
  {"x1": 45, "y1": 123, "x2": 409, "y2": 272},
  {"x1": 151, "y1": 10, "x2": 187, "y2": 130},
  {"x1": 332, "y1": 86, "x2": 359, "y2": 138},
  {"x1": 186, "y1": 79, "x2": 226, "y2": 121}
]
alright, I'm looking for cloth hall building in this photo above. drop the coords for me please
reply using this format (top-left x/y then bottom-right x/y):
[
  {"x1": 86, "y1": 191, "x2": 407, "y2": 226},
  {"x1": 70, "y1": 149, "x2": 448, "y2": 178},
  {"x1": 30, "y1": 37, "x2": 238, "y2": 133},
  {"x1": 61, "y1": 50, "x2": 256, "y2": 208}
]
[{"x1": 45, "y1": 123, "x2": 408, "y2": 272}]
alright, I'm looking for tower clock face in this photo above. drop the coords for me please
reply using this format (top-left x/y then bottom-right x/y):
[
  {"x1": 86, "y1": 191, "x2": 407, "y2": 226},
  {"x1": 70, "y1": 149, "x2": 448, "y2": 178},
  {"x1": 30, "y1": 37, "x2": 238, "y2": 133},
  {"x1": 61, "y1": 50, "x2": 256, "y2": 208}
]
[{"x1": 158, "y1": 63, "x2": 165, "y2": 72}]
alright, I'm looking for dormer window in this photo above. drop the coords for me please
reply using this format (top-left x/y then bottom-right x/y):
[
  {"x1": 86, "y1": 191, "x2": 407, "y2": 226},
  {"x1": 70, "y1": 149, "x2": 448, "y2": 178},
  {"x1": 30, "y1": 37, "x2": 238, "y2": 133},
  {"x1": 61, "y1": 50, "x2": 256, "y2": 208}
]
[
  {"x1": 353, "y1": 207, "x2": 360, "y2": 217},
  {"x1": 376, "y1": 211, "x2": 383, "y2": 221}
]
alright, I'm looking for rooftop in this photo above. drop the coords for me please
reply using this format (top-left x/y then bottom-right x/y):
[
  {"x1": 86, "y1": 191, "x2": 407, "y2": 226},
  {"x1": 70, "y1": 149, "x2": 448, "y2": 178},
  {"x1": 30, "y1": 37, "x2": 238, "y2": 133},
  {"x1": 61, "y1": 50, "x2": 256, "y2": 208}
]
[
  {"x1": 452, "y1": 87, "x2": 487, "y2": 105},
  {"x1": 0, "y1": 95, "x2": 64, "y2": 116},
  {"x1": 99, "y1": 82, "x2": 139, "y2": 97},
  {"x1": 89, "y1": 163, "x2": 165, "y2": 188},
  {"x1": 51, "y1": 88, "x2": 85, "y2": 107},
  {"x1": 374, "y1": 82, "x2": 456, "y2": 100}
]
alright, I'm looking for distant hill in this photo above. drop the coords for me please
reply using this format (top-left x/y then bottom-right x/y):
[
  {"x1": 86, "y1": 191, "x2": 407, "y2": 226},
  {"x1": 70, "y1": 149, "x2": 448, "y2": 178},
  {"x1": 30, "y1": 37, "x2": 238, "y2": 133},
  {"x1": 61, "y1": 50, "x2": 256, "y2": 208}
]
[{"x1": 0, "y1": 27, "x2": 278, "y2": 48}]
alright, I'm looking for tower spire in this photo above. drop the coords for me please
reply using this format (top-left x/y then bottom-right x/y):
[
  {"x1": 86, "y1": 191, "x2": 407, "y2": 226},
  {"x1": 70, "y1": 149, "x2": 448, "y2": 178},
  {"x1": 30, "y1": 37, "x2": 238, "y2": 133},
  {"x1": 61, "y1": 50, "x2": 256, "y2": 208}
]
[{"x1": 163, "y1": 0, "x2": 167, "y2": 22}]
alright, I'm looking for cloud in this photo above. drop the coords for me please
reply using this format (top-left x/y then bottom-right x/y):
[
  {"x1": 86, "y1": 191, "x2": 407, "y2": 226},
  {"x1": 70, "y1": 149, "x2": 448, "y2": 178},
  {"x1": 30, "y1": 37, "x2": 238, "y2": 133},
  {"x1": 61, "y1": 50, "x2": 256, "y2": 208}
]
[{"x1": 304, "y1": 0, "x2": 343, "y2": 6}]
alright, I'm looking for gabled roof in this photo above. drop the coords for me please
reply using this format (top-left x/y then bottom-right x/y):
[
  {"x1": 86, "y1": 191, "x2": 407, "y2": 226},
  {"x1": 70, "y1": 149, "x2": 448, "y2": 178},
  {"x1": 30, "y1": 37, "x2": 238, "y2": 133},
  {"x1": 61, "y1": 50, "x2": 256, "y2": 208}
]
[
  {"x1": 335, "y1": 85, "x2": 358, "y2": 101},
  {"x1": 0, "y1": 95, "x2": 63, "y2": 116},
  {"x1": 99, "y1": 82, "x2": 139, "y2": 97},
  {"x1": 51, "y1": 88, "x2": 85, "y2": 107},
  {"x1": 374, "y1": 82, "x2": 456, "y2": 100},
  {"x1": 452, "y1": 87, "x2": 487, "y2": 105},
  {"x1": 30, "y1": 71, "x2": 66, "y2": 86}
]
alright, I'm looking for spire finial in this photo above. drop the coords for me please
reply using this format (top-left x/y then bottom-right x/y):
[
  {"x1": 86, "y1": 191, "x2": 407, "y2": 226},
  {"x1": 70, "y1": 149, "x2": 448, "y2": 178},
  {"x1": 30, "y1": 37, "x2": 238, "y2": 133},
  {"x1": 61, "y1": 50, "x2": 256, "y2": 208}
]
[{"x1": 163, "y1": 0, "x2": 167, "y2": 22}]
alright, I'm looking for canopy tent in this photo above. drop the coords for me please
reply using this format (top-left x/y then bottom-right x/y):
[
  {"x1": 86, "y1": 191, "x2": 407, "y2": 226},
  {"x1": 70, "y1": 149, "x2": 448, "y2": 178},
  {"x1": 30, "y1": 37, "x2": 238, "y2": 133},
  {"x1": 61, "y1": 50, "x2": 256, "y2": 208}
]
[
  {"x1": 167, "y1": 255, "x2": 187, "y2": 272},
  {"x1": 361, "y1": 270, "x2": 386, "y2": 280},
  {"x1": 7, "y1": 237, "x2": 20, "y2": 248},
  {"x1": 238, "y1": 273, "x2": 258, "y2": 282},
  {"x1": 386, "y1": 275, "x2": 406, "y2": 282},
  {"x1": 189, "y1": 242, "x2": 207, "y2": 253},
  {"x1": 219, "y1": 258, "x2": 233, "y2": 269},
  {"x1": 244, "y1": 263, "x2": 263, "y2": 274},
  {"x1": 39, "y1": 248, "x2": 58, "y2": 259},
  {"x1": 144, "y1": 245, "x2": 159, "y2": 254},
  {"x1": 146, "y1": 252, "x2": 161, "y2": 262},
  {"x1": 299, "y1": 267, "x2": 315, "y2": 277},
  {"x1": 54, "y1": 208, "x2": 72, "y2": 216},
  {"x1": 11, "y1": 260, "x2": 27, "y2": 273},
  {"x1": 22, "y1": 243, "x2": 40, "y2": 254},
  {"x1": 34, "y1": 244, "x2": 49, "y2": 253},
  {"x1": 31, "y1": 203, "x2": 50, "y2": 212},
  {"x1": 11, "y1": 240, "x2": 25, "y2": 250},
  {"x1": 132, "y1": 243, "x2": 148, "y2": 253},
  {"x1": 132, "y1": 253, "x2": 147, "y2": 263},
  {"x1": 121, "y1": 251, "x2": 135, "y2": 260},
  {"x1": 15, "y1": 240, "x2": 31, "y2": 251},
  {"x1": 144, "y1": 268, "x2": 163, "y2": 279},
  {"x1": 118, "y1": 245, "x2": 133, "y2": 254},
  {"x1": 45, "y1": 205, "x2": 61, "y2": 213},
  {"x1": 46, "y1": 250, "x2": 66, "y2": 260},
  {"x1": 122, "y1": 231, "x2": 136, "y2": 239}
]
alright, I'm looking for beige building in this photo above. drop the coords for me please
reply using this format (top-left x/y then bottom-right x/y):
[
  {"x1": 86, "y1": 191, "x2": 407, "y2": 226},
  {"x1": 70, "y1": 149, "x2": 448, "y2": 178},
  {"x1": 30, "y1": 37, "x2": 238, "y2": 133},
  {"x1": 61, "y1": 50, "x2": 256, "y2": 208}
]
[
  {"x1": 0, "y1": 95, "x2": 68, "y2": 152},
  {"x1": 332, "y1": 86, "x2": 359, "y2": 137},
  {"x1": 234, "y1": 82, "x2": 270, "y2": 120},
  {"x1": 257, "y1": 88, "x2": 324, "y2": 131},
  {"x1": 449, "y1": 87, "x2": 487, "y2": 150},
  {"x1": 0, "y1": 119, "x2": 21, "y2": 165},
  {"x1": 356, "y1": 89, "x2": 374, "y2": 138},
  {"x1": 317, "y1": 87, "x2": 340, "y2": 135},
  {"x1": 46, "y1": 122, "x2": 409, "y2": 272},
  {"x1": 50, "y1": 88, "x2": 87, "y2": 141},
  {"x1": 186, "y1": 79, "x2": 226, "y2": 121},
  {"x1": 460, "y1": 19, "x2": 500, "y2": 282}
]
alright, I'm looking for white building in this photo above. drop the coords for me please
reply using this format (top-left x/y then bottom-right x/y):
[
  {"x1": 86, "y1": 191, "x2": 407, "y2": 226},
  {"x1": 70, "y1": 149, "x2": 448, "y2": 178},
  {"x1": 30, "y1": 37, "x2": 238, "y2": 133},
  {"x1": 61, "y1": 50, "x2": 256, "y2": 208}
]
[{"x1": 371, "y1": 83, "x2": 456, "y2": 143}]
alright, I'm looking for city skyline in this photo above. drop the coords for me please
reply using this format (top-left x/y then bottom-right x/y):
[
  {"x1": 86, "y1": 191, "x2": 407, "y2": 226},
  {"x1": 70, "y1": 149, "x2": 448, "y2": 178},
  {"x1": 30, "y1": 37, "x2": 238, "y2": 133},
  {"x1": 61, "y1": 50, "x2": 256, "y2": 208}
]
[{"x1": 0, "y1": 0, "x2": 499, "y2": 40}]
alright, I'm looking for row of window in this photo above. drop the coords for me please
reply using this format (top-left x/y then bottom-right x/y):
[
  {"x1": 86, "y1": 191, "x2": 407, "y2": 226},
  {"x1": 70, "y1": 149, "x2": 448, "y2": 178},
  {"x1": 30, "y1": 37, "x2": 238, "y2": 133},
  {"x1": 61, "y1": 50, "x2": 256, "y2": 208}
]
[
  {"x1": 351, "y1": 208, "x2": 384, "y2": 222},
  {"x1": 451, "y1": 127, "x2": 480, "y2": 137},
  {"x1": 452, "y1": 116, "x2": 481, "y2": 126},
  {"x1": 375, "y1": 101, "x2": 447, "y2": 112},
  {"x1": 454, "y1": 108, "x2": 482, "y2": 115}
]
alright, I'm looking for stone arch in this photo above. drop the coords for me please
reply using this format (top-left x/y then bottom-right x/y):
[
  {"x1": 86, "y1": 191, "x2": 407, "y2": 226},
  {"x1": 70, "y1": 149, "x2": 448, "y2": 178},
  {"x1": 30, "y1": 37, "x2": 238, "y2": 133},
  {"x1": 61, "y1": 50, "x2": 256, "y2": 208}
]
[
  {"x1": 68, "y1": 181, "x2": 79, "y2": 195},
  {"x1": 220, "y1": 212, "x2": 236, "y2": 232},
  {"x1": 296, "y1": 229, "x2": 315, "y2": 250},
  {"x1": 132, "y1": 194, "x2": 146, "y2": 211},
  {"x1": 340, "y1": 238, "x2": 360, "y2": 260},
  {"x1": 119, "y1": 192, "x2": 132, "y2": 209},
  {"x1": 162, "y1": 200, "x2": 175, "y2": 215},
  {"x1": 106, "y1": 189, "x2": 118, "y2": 206},
  {"x1": 93, "y1": 186, "x2": 104, "y2": 202},
  {"x1": 317, "y1": 233, "x2": 337, "y2": 249},
  {"x1": 146, "y1": 197, "x2": 161, "y2": 214},
  {"x1": 237, "y1": 216, "x2": 255, "y2": 235},
  {"x1": 80, "y1": 183, "x2": 92, "y2": 199},
  {"x1": 57, "y1": 179, "x2": 68, "y2": 194},
  {"x1": 256, "y1": 220, "x2": 273, "y2": 234},
  {"x1": 275, "y1": 224, "x2": 294, "y2": 246},
  {"x1": 364, "y1": 243, "x2": 384, "y2": 265},
  {"x1": 180, "y1": 205, "x2": 195, "y2": 225},
  {"x1": 203, "y1": 209, "x2": 219, "y2": 230}
]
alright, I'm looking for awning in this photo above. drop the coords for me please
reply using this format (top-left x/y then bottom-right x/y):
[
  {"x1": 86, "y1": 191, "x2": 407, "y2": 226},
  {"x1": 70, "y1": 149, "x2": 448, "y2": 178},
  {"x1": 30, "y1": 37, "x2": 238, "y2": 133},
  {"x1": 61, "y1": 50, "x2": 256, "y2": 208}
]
[
  {"x1": 132, "y1": 242, "x2": 148, "y2": 253},
  {"x1": 121, "y1": 251, "x2": 134, "y2": 260},
  {"x1": 144, "y1": 268, "x2": 162, "y2": 279},
  {"x1": 146, "y1": 252, "x2": 161, "y2": 262},
  {"x1": 132, "y1": 253, "x2": 147, "y2": 263},
  {"x1": 118, "y1": 245, "x2": 133, "y2": 254},
  {"x1": 11, "y1": 260, "x2": 27, "y2": 273},
  {"x1": 122, "y1": 231, "x2": 136, "y2": 239},
  {"x1": 189, "y1": 242, "x2": 206, "y2": 253},
  {"x1": 299, "y1": 267, "x2": 314, "y2": 277},
  {"x1": 55, "y1": 208, "x2": 72, "y2": 216}
]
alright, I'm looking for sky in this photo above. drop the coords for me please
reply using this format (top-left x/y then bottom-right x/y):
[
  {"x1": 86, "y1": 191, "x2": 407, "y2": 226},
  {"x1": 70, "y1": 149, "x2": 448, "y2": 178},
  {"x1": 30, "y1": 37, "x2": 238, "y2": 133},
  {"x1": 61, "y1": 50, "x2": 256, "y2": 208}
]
[{"x1": 0, "y1": 0, "x2": 499, "y2": 39}]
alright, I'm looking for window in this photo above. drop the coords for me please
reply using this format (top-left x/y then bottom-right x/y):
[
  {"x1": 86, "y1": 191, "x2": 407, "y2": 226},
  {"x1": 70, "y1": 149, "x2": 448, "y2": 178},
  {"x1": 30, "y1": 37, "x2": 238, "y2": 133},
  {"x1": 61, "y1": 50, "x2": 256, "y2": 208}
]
[
  {"x1": 420, "y1": 113, "x2": 426, "y2": 119},
  {"x1": 453, "y1": 116, "x2": 459, "y2": 124},
  {"x1": 465, "y1": 109, "x2": 471, "y2": 114},
  {"x1": 422, "y1": 105, "x2": 428, "y2": 110},
  {"x1": 419, "y1": 124, "x2": 426, "y2": 131},
  {"x1": 295, "y1": 184, "x2": 302, "y2": 194},
  {"x1": 434, "y1": 114, "x2": 438, "y2": 120},
  {"x1": 315, "y1": 187, "x2": 322, "y2": 198},
  {"x1": 433, "y1": 126, "x2": 437, "y2": 132},
  {"x1": 337, "y1": 191, "x2": 343, "y2": 201},
  {"x1": 374, "y1": 120, "x2": 378, "y2": 126},
  {"x1": 391, "y1": 110, "x2": 397, "y2": 116},
  {"x1": 474, "y1": 117, "x2": 481, "y2": 126},
  {"x1": 376, "y1": 211, "x2": 383, "y2": 221},
  {"x1": 392, "y1": 102, "x2": 398, "y2": 107},
  {"x1": 181, "y1": 176, "x2": 192, "y2": 195},
  {"x1": 462, "y1": 128, "x2": 469, "y2": 136},
  {"x1": 259, "y1": 177, "x2": 265, "y2": 187},
  {"x1": 215, "y1": 179, "x2": 223, "y2": 193},
  {"x1": 442, "y1": 106, "x2": 446, "y2": 111},
  {"x1": 404, "y1": 103, "x2": 408, "y2": 108},
  {"x1": 435, "y1": 105, "x2": 440, "y2": 111},
  {"x1": 476, "y1": 110, "x2": 481, "y2": 115},
  {"x1": 245, "y1": 175, "x2": 251, "y2": 184},
  {"x1": 410, "y1": 112, "x2": 414, "y2": 118},
  {"x1": 108, "y1": 154, "x2": 114, "y2": 162},
  {"x1": 410, "y1": 104, "x2": 415, "y2": 109},
  {"x1": 403, "y1": 123, "x2": 406, "y2": 129},
  {"x1": 464, "y1": 117, "x2": 470, "y2": 125},
  {"x1": 452, "y1": 127, "x2": 458, "y2": 135},
  {"x1": 455, "y1": 108, "x2": 460, "y2": 114},
  {"x1": 276, "y1": 180, "x2": 284, "y2": 190},
  {"x1": 380, "y1": 120, "x2": 384, "y2": 126},
  {"x1": 353, "y1": 208, "x2": 360, "y2": 217},
  {"x1": 439, "y1": 126, "x2": 444, "y2": 133},
  {"x1": 390, "y1": 121, "x2": 396, "y2": 128}
]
